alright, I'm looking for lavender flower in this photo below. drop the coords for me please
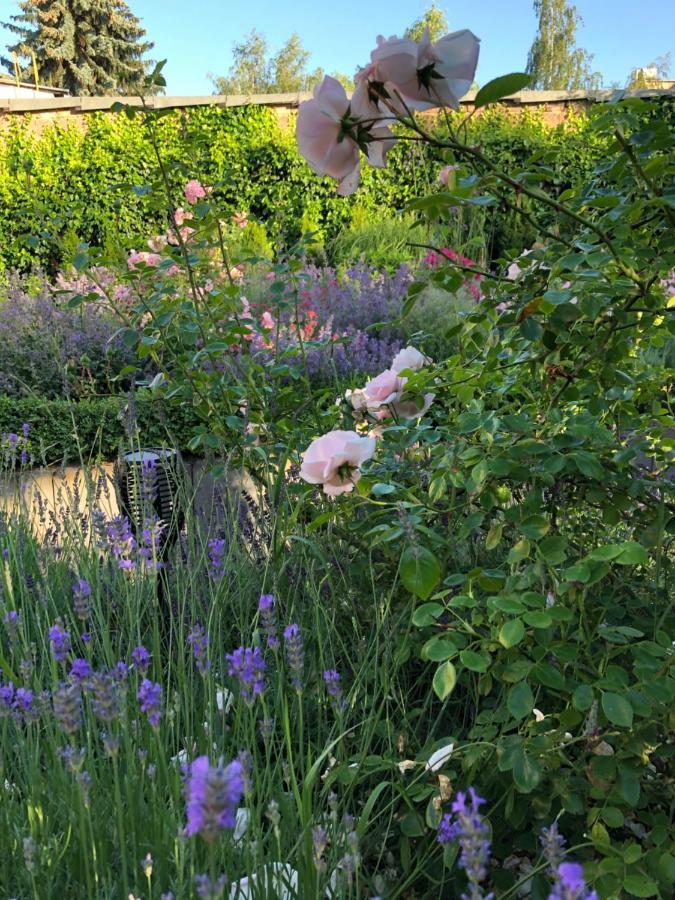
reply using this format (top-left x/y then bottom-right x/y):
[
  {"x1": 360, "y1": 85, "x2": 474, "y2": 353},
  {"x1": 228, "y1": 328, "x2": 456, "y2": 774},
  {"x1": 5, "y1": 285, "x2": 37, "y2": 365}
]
[
  {"x1": 91, "y1": 671, "x2": 122, "y2": 723},
  {"x1": 0, "y1": 681, "x2": 15, "y2": 716},
  {"x1": 312, "y1": 826, "x2": 329, "y2": 874},
  {"x1": 72, "y1": 579, "x2": 92, "y2": 620},
  {"x1": 437, "y1": 788, "x2": 493, "y2": 900},
  {"x1": 138, "y1": 678, "x2": 162, "y2": 728},
  {"x1": 69, "y1": 658, "x2": 93, "y2": 683},
  {"x1": 226, "y1": 646, "x2": 266, "y2": 704},
  {"x1": 53, "y1": 682, "x2": 82, "y2": 734},
  {"x1": 323, "y1": 669, "x2": 346, "y2": 712},
  {"x1": 283, "y1": 624, "x2": 304, "y2": 692},
  {"x1": 548, "y1": 863, "x2": 598, "y2": 900},
  {"x1": 132, "y1": 645, "x2": 151, "y2": 674},
  {"x1": 258, "y1": 594, "x2": 279, "y2": 649},
  {"x1": 48, "y1": 620, "x2": 71, "y2": 663},
  {"x1": 187, "y1": 623, "x2": 211, "y2": 674},
  {"x1": 106, "y1": 516, "x2": 137, "y2": 570},
  {"x1": 184, "y1": 756, "x2": 245, "y2": 842},
  {"x1": 3, "y1": 610, "x2": 19, "y2": 645},
  {"x1": 541, "y1": 822, "x2": 567, "y2": 876},
  {"x1": 194, "y1": 874, "x2": 228, "y2": 899},
  {"x1": 207, "y1": 538, "x2": 226, "y2": 579}
]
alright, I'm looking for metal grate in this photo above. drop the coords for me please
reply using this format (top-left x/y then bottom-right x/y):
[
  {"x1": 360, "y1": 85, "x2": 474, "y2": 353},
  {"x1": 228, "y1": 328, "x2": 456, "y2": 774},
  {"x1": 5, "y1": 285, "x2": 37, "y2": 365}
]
[{"x1": 114, "y1": 449, "x2": 184, "y2": 554}]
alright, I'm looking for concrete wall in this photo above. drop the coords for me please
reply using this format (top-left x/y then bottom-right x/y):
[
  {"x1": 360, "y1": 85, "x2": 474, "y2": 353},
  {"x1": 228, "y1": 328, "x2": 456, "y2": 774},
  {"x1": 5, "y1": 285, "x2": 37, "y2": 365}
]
[{"x1": 0, "y1": 88, "x2": 672, "y2": 134}]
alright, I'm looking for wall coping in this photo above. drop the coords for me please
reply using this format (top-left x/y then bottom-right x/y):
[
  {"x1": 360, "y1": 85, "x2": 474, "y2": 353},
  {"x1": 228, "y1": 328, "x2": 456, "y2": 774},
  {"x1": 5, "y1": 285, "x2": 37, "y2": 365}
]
[{"x1": 0, "y1": 87, "x2": 672, "y2": 116}]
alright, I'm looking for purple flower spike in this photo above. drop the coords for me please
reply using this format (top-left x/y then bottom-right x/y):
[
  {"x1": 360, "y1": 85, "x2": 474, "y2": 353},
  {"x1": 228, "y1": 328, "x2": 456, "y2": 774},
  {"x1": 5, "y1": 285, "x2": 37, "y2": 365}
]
[
  {"x1": 69, "y1": 658, "x2": 93, "y2": 683},
  {"x1": 323, "y1": 669, "x2": 347, "y2": 712},
  {"x1": 132, "y1": 645, "x2": 151, "y2": 674},
  {"x1": 258, "y1": 594, "x2": 279, "y2": 649},
  {"x1": 48, "y1": 620, "x2": 72, "y2": 663},
  {"x1": 188, "y1": 623, "x2": 211, "y2": 674},
  {"x1": 225, "y1": 646, "x2": 266, "y2": 704},
  {"x1": 541, "y1": 822, "x2": 567, "y2": 875},
  {"x1": 207, "y1": 538, "x2": 226, "y2": 580},
  {"x1": 138, "y1": 678, "x2": 162, "y2": 728},
  {"x1": 283, "y1": 624, "x2": 304, "y2": 693},
  {"x1": 548, "y1": 863, "x2": 598, "y2": 900},
  {"x1": 438, "y1": 787, "x2": 493, "y2": 899},
  {"x1": 185, "y1": 756, "x2": 245, "y2": 843},
  {"x1": 72, "y1": 579, "x2": 92, "y2": 620}
]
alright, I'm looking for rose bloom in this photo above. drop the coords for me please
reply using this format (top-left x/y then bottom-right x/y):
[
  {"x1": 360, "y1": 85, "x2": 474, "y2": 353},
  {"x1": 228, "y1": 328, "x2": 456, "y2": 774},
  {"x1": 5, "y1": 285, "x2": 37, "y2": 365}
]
[
  {"x1": 391, "y1": 346, "x2": 431, "y2": 374},
  {"x1": 127, "y1": 250, "x2": 161, "y2": 270},
  {"x1": 366, "y1": 28, "x2": 479, "y2": 112},
  {"x1": 438, "y1": 164, "x2": 459, "y2": 186},
  {"x1": 296, "y1": 75, "x2": 395, "y2": 196},
  {"x1": 363, "y1": 369, "x2": 404, "y2": 411},
  {"x1": 184, "y1": 179, "x2": 207, "y2": 204},
  {"x1": 300, "y1": 430, "x2": 376, "y2": 496}
]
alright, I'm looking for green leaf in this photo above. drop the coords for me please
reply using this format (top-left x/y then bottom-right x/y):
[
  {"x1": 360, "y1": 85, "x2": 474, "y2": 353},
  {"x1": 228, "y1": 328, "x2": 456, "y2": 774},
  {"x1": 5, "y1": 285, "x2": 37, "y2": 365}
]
[
  {"x1": 474, "y1": 73, "x2": 532, "y2": 108},
  {"x1": 459, "y1": 649, "x2": 490, "y2": 672},
  {"x1": 507, "y1": 681, "x2": 534, "y2": 720},
  {"x1": 424, "y1": 637, "x2": 458, "y2": 662},
  {"x1": 400, "y1": 546, "x2": 441, "y2": 600},
  {"x1": 602, "y1": 692, "x2": 634, "y2": 728},
  {"x1": 499, "y1": 618, "x2": 525, "y2": 648},
  {"x1": 572, "y1": 684, "x2": 594, "y2": 711},
  {"x1": 433, "y1": 661, "x2": 457, "y2": 700},
  {"x1": 523, "y1": 610, "x2": 552, "y2": 629},
  {"x1": 519, "y1": 515, "x2": 550, "y2": 540},
  {"x1": 622, "y1": 876, "x2": 658, "y2": 897},
  {"x1": 616, "y1": 541, "x2": 648, "y2": 566},
  {"x1": 513, "y1": 751, "x2": 541, "y2": 792},
  {"x1": 371, "y1": 482, "x2": 397, "y2": 496},
  {"x1": 485, "y1": 523, "x2": 503, "y2": 550},
  {"x1": 588, "y1": 544, "x2": 624, "y2": 561},
  {"x1": 412, "y1": 603, "x2": 445, "y2": 627}
]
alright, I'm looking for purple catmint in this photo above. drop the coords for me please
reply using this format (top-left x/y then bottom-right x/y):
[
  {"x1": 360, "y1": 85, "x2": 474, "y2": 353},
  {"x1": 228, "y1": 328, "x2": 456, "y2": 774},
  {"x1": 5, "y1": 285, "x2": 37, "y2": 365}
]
[
  {"x1": 187, "y1": 623, "x2": 210, "y2": 674},
  {"x1": 548, "y1": 863, "x2": 598, "y2": 900},
  {"x1": 72, "y1": 579, "x2": 92, "y2": 620},
  {"x1": 225, "y1": 646, "x2": 266, "y2": 704},
  {"x1": 53, "y1": 682, "x2": 82, "y2": 734},
  {"x1": 283, "y1": 624, "x2": 304, "y2": 692},
  {"x1": 69, "y1": 658, "x2": 93, "y2": 683},
  {"x1": 138, "y1": 678, "x2": 162, "y2": 728},
  {"x1": 207, "y1": 538, "x2": 226, "y2": 580},
  {"x1": 48, "y1": 620, "x2": 71, "y2": 663},
  {"x1": 541, "y1": 822, "x2": 567, "y2": 876},
  {"x1": 184, "y1": 756, "x2": 245, "y2": 842},
  {"x1": 323, "y1": 669, "x2": 346, "y2": 712},
  {"x1": 438, "y1": 788, "x2": 493, "y2": 900},
  {"x1": 258, "y1": 594, "x2": 279, "y2": 649},
  {"x1": 132, "y1": 645, "x2": 151, "y2": 674}
]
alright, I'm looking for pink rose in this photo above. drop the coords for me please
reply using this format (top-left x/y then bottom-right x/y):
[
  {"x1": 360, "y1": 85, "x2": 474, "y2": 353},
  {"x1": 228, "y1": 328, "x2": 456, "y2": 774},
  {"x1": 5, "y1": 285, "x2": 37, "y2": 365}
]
[
  {"x1": 260, "y1": 310, "x2": 275, "y2": 330},
  {"x1": 366, "y1": 28, "x2": 480, "y2": 112},
  {"x1": 438, "y1": 164, "x2": 458, "y2": 186},
  {"x1": 184, "y1": 180, "x2": 207, "y2": 204},
  {"x1": 147, "y1": 235, "x2": 168, "y2": 253},
  {"x1": 300, "y1": 430, "x2": 376, "y2": 496},
  {"x1": 232, "y1": 211, "x2": 249, "y2": 229},
  {"x1": 127, "y1": 250, "x2": 161, "y2": 270},
  {"x1": 173, "y1": 207, "x2": 193, "y2": 227},
  {"x1": 391, "y1": 346, "x2": 430, "y2": 374},
  {"x1": 363, "y1": 369, "x2": 404, "y2": 411},
  {"x1": 296, "y1": 76, "x2": 396, "y2": 195}
]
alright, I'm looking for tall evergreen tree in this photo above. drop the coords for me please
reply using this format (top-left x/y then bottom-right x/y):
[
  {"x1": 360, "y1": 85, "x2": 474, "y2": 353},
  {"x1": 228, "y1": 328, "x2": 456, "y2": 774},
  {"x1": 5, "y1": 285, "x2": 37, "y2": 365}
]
[
  {"x1": 526, "y1": 0, "x2": 601, "y2": 90},
  {"x1": 1, "y1": 0, "x2": 154, "y2": 95}
]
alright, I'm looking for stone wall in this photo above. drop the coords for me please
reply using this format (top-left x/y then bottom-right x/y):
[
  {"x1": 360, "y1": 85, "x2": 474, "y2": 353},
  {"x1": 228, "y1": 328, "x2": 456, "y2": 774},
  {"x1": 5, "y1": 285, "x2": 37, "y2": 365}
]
[{"x1": 0, "y1": 88, "x2": 672, "y2": 134}]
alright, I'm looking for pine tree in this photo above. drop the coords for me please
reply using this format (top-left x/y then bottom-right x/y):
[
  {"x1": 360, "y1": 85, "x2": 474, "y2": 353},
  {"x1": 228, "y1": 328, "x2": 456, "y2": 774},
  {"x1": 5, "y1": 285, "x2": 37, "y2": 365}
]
[
  {"x1": 1, "y1": 0, "x2": 154, "y2": 95},
  {"x1": 526, "y1": 0, "x2": 601, "y2": 90}
]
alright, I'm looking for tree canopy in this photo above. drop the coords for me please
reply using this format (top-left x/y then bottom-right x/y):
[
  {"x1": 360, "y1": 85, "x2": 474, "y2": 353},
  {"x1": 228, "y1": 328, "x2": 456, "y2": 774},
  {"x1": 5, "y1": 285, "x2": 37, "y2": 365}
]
[
  {"x1": 1, "y1": 0, "x2": 154, "y2": 95},
  {"x1": 526, "y1": 0, "x2": 601, "y2": 90}
]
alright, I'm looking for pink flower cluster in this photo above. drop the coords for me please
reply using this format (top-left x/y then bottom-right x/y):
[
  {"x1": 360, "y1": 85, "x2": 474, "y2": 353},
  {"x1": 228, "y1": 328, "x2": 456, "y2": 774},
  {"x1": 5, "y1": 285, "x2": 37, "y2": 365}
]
[
  {"x1": 423, "y1": 247, "x2": 482, "y2": 301},
  {"x1": 347, "y1": 345, "x2": 435, "y2": 422},
  {"x1": 296, "y1": 28, "x2": 479, "y2": 194},
  {"x1": 299, "y1": 346, "x2": 434, "y2": 496}
]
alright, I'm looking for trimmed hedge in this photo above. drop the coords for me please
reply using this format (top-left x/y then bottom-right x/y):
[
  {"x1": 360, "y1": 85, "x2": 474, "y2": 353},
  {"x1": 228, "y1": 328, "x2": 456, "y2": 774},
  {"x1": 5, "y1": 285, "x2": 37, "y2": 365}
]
[
  {"x1": 0, "y1": 102, "x2": 620, "y2": 272},
  {"x1": 0, "y1": 393, "x2": 201, "y2": 464}
]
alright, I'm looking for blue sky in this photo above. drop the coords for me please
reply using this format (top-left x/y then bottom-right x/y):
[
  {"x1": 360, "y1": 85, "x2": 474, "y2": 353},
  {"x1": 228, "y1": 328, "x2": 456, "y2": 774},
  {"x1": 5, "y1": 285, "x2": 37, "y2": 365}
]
[{"x1": 1, "y1": 0, "x2": 673, "y2": 93}]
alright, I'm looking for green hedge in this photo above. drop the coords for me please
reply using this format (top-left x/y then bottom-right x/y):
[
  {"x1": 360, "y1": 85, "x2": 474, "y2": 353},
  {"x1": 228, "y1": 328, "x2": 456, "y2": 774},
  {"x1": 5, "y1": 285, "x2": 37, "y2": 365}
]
[
  {"x1": 0, "y1": 101, "x2": 626, "y2": 272},
  {"x1": 0, "y1": 394, "x2": 201, "y2": 464}
]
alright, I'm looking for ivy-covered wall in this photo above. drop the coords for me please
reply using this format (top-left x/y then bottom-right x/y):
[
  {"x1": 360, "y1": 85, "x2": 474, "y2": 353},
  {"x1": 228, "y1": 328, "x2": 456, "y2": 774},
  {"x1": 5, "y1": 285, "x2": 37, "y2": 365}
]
[{"x1": 0, "y1": 102, "x2": 616, "y2": 272}]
